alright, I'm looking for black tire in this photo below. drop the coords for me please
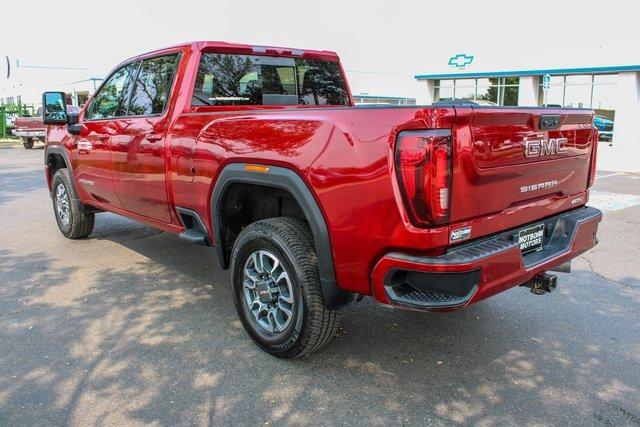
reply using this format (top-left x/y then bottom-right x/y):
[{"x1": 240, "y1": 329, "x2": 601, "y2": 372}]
[
  {"x1": 51, "y1": 169, "x2": 95, "y2": 239},
  {"x1": 22, "y1": 138, "x2": 34, "y2": 149},
  {"x1": 230, "y1": 217, "x2": 342, "y2": 358}
]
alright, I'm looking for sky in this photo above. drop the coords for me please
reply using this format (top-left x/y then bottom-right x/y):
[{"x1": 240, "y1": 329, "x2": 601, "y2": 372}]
[{"x1": 1, "y1": 0, "x2": 638, "y2": 104}]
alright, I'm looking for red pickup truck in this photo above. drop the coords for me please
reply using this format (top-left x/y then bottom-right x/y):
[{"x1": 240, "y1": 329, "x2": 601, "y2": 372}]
[{"x1": 43, "y1": 41, "x2": 602, "y2": 358}]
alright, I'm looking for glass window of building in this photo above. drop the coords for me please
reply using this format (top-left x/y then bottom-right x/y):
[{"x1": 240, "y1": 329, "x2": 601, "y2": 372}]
[
  {"x1": 543, "y1": 84, "x2": 564, "y2": 107},
  {"x1": 564, "y1": 85, "x2": 591, "y2": 108},
  {"x1": 434, "y1": 79, "x2": 454, "y2": 101},
  {"x1": 538, "y1": 73, "x2": 618, "y2": 109},
  {"x1": 453, "y1": 78, "x2": 475, "y2": 100},
  {"x1": 475, "y1": 78, "x2": 492, "y2": 102},
  {"x1": 434, "y1": 77, "x2": 519, "y2": 106},
  {"x1": 592, "y1": 78, "x2": 618, "y2": 110},
  {"x1": 538, "y1": 73, "x2": 618, "y2": 141},
  {"x1": 563, "y1": 74, "x2": 593, "y2": 108}
]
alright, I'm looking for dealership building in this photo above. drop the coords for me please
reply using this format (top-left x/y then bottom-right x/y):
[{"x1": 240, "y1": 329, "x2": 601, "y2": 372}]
[{"x1": 415, "y1": 64, "x2": 640, "y2": 172}]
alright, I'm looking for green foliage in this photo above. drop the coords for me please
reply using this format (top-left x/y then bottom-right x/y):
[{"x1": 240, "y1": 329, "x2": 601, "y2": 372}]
[{"x1": 1, "y1": 103, "x2": 35, "y2": 117}]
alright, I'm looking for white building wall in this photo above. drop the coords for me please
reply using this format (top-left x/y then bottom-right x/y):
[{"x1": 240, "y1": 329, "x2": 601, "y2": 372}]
[
  {"x1": 517, "y1": 76, "x2": 539, "y2": 107},
  {"x1": 420, "y1": 80, "x2": 435, "y2": 105},
  {"x1": 597, "y1": 71, "x2": 640, "y2": 172}
]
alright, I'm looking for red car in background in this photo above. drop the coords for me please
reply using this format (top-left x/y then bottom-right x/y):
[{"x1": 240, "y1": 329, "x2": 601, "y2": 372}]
[{"x1": 14, "y1": 105, "x2": 79, "y2": 148}]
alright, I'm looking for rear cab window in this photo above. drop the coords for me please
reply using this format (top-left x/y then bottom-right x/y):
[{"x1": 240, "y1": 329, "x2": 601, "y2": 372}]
[
  {"x1": 128, "y1": 54, "x2": 180, "y2": 116},
  {"x1": 192, "y1": 53, "x2": 349, "y2": 107}
]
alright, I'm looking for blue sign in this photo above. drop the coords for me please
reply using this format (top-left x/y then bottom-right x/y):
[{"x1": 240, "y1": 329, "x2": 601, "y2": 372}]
[
  {"x1": 542, "y1": 74, "x2": 551, "y2": 91},
  {"x1": 448, "y1": 54, "x2": 474, "y2": 69}
]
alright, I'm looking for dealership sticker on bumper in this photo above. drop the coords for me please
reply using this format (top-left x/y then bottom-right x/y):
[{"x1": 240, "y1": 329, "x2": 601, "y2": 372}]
[
  {"x1": 450, "y1": 226, "x2": 471, "y2": 242},
  {"x1": 518, "y1": 224, "x2": 545, "y2": 253}
]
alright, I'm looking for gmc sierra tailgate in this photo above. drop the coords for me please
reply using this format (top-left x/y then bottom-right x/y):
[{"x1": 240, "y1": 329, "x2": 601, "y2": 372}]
[{"x1": 449, "y1": 107, "x2": 596, "y2": 224}]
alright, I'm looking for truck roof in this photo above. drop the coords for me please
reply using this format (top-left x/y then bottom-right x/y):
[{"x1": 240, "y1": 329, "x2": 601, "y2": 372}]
[{"x1": 120, "y1": 41, "x2": 340, "y2": 66}]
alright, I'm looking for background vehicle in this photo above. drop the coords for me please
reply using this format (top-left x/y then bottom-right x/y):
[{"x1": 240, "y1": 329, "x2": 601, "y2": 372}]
[
  {"x1": 14, "y1": 105, "x2": 79, "y2": 148},
  {"x1": 0, "y1": 103, "x2": 35, "y2": 140},
  {"x1": 42, "y1": 41, "x2": 602, "y2": 358},
  {"x1": 594, "y1": 115, "x2": 614, "y2": 142}
]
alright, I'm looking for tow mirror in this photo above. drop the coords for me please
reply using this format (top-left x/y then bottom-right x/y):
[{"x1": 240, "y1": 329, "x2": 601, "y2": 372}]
[
  {"x1": 42, "y1": 92, "x2": 68, "y2": 125},
  {"x1": 67, "y1": 112, "x2": 83, "y2": 135}
]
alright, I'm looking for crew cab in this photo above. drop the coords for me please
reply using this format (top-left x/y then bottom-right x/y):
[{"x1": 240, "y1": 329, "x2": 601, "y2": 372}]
[{"x1": 42, "y1": 41, "x2": 602, "y2": 358}]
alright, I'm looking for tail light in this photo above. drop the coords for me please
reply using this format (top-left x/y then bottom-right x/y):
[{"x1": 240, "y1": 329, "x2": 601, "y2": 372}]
[
  {"x1": 395, "y1": 129, "x2": 452, "y2": 226},
  {"x1": 587, "y1": 128, "x2": 598, "y2": 188}
]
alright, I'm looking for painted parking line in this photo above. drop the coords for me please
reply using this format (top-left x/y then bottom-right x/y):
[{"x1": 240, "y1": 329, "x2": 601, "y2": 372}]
[
  {"x1": 589, "y1": 190, "x2": 640, "y2": 213},
  {"x1": 595, "y1": 172, "x2": 626, "y2": 180}
]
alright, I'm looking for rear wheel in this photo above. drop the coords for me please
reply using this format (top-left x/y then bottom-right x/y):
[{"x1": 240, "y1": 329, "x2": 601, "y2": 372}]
[
  {"x1": 230, "y1": 217, "x2": 342, "y2": 358},
  {"x1": 51, "y1": 169, "x2": 94, "y2": 239},
  {"x1": 22, "y1": 138, "x2": 34, "y2": 149}
]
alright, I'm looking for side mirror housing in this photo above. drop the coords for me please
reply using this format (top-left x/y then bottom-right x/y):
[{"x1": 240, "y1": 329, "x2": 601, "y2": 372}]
[
  {"x1": 67, "y1": 112, "x2": 83, "y2": 135},
  {"x1": 67, "y1": 112, "x2": 80, "y2": 125},
  {"x1": 42, "y1": 92, "x2": 68, "y2": 125}
]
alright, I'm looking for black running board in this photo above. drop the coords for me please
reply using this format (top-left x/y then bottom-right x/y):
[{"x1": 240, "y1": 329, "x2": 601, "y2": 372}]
[
  {"x1": 178, "y1": 228, "x2": 209, "y2": 246},
  {"x1": 176, "y1": 207, "x2": 210, "y2": 246}
]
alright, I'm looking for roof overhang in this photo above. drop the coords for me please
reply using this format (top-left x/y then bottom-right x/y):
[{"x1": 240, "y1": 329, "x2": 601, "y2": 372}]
[{"x1": 415, "y1": 65, "x2": 640, "y2": 80}]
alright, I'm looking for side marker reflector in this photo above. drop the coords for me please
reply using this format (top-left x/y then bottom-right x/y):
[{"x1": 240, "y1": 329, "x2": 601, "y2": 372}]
[{"x1": 244, "y1": 164, "x2": 270, "y2": 173}]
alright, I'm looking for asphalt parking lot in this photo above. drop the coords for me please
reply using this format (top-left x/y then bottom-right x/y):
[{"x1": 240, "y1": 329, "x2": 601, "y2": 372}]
[{"x1": 0, "y1": 145, "x2": 639, "y2": 425}]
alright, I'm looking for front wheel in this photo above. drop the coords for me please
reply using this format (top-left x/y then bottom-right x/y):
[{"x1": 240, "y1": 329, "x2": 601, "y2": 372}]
[
  {"x1": 22, "y1": 138, "x2": 34, "y2": 149},
  {"x1": 51, "y1": 169, "x2": 95, "y2": 239},
  {"x1": 230, "y1": 217, "x2": 342, "y2": 358}
]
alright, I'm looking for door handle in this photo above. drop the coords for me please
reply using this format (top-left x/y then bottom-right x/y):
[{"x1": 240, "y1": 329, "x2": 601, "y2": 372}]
[{"x1": 146, "y1": 133, "x2": 163, "y2": 142}]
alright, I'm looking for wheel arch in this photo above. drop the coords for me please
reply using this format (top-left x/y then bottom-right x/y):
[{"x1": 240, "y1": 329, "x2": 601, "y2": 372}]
[
  {"x1": 211, "y1": 163, "x2": 351, "y2": 308},
  {"x1": 45, "y1": 145, "x2": 88, "y2": 213}
]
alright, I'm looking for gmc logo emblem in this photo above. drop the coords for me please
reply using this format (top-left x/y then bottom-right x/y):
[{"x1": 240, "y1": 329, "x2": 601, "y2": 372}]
[{"x1": 523, "y1": 138, "x2": 568, "y2": 158}]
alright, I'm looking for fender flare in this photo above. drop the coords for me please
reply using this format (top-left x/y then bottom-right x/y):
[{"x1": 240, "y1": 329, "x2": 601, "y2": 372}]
[
  {"x1": 211, "y1": 163, "x2": 351, "y2": 308},
  {"x1": 45, "y1": 145, "x2": 86, "y2": 212}
]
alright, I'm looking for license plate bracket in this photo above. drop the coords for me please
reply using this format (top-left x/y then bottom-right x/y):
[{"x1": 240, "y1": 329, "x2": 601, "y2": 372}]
[{"x1": 518, "y1": 224, "x2": 545, "y2": 253}]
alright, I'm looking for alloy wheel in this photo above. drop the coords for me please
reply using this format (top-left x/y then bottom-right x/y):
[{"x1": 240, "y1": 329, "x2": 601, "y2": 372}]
[
  {"x1": 55, "y1": 184, "x2": 70, "y2": 227},
  {"x1": 242, "y1": 250, "x2": 294, "y2": 333}
]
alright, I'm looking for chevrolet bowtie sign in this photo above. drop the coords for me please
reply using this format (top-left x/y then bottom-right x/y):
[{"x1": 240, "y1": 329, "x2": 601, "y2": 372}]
[{"x1": 448, "y1": 53, "x2": 474, "y2": 69}]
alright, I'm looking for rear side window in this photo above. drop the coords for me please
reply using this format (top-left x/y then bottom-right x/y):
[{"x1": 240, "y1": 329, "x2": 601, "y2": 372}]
[
  {"x1": 296, "y1": 59, "x2": 349, "y2": 106},
  {"x1": 128, "y1": 54, "x2": 180, "y2": 116},
  {"x1": 192, "y1": 53, "x2": 349, "y2": 107},
  {"x1": 85, "y1": 62, "x2": 138, "y2": 120}
]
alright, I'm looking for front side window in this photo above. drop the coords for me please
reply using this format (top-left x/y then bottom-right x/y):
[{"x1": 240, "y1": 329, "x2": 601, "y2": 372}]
[
  {"x1": 85, "y1": 62, "x2": 138, "y2": 120},
  {"x1": 192, "y1": 53, "x2": 349, "y2": 107},
  {"x1": 128, "y1": 54, "x2": 180, "y2": 116}
]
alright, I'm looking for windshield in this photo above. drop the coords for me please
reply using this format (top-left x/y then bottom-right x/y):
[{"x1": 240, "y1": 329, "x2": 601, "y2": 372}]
[{"x1": 192, "y1": 53, "x2": 350, "y2": 107}]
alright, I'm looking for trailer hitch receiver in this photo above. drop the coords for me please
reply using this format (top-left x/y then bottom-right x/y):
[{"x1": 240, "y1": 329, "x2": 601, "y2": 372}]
[{"x1": 522, "y1": 273, "x2": 557, "y2": 295}]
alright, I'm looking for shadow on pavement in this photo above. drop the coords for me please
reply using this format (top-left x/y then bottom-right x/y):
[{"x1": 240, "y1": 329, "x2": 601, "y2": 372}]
[
  {"x1": 1, "y1": 216, "x2": 639, "y2": 424},
  {"x1": 0, "y1": 160, "x2": 640, "y2": 425}
]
